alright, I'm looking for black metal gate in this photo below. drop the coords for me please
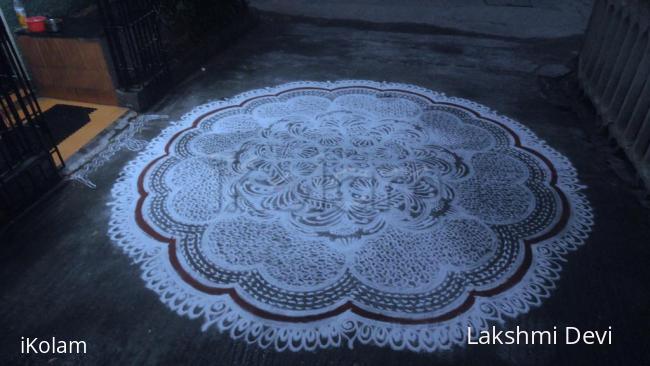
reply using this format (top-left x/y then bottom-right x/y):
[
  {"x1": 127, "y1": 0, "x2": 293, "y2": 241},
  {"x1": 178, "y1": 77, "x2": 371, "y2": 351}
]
[
  {"x1": 97, "y1": 0, "x2": 170, "y2": 91},
  {"x1": 0, "y1": 21, "x2": 63, "y2": 224}
]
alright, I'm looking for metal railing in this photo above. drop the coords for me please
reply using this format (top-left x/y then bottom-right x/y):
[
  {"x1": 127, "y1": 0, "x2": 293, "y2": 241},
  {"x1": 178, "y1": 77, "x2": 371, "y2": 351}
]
[
  {"x1": 97, "y1": 0, "x2": 169, "y2": 91},
  {"x1": 579, "y1": 0, "x2": 650, "y2": 189},
  {"x1": 0, "y1": 20, "x2": 62, "y2": 223},
  {"x1": 97, "y1": 0, "x2": 249, "y2": 92}
]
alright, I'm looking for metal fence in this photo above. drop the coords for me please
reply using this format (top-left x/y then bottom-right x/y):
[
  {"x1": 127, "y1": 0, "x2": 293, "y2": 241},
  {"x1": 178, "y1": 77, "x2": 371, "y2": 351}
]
[
  {"x1": 0, "y1": 20, "x2": 62, "y2": 224},
  {"x1": 579, "y1": 0, "x2": 650, "y2": 189},
  {"x1": 97, "y1": 0, "x2": 170, "y2": 91},
  {"x1": 97, "y1": 0, "x2": 249, "y2": 93}
]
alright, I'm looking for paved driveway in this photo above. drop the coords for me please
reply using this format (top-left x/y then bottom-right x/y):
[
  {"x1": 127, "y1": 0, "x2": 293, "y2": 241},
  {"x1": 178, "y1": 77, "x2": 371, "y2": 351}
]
[{"x1": 1, "y1": 4, "x2": 649, "y2": 366}]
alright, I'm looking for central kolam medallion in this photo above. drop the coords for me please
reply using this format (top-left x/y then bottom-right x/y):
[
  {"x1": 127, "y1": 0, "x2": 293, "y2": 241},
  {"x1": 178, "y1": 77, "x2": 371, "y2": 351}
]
[{"x1": 109, "y1": 81, "x2": 593, "y2": 352}]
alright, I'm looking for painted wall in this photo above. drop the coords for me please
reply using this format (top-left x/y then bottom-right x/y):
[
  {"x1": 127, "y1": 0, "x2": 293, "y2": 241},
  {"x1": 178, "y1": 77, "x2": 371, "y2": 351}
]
[{"x1": 0, "y1": 0, "x2": 94, "y2": 30}]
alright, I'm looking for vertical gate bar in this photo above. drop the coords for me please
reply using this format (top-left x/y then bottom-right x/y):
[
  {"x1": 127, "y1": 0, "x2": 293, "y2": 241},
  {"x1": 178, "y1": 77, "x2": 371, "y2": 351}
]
[
  {"x1": 584, "y1": 4, "x2": 616, "y2": 86},
  {"x1": 613, "y1": 41, "x2": 650, "y2": 133},
  {"x1": 605, "y1": 33, "x2": 648, "y2": 124},
  {"x1": 632, "y1": 107, "x2": 650, "y2": 160},
  {"x1": 594, "y1": 16, "x2": 630, "y2": 103},
  {"x1": 601, "y1": 23, "x2": 638, "y2": 111},
  {"x1": 622, "y1": 76, "x2": 650, "y2": 144},
  {"x1": 589, "y1": 8, "x2": 624, "y2": 98},
  {"x1": 98, "y1": 0, "x2": 129, "y2": 88},
  {"x1": 580, "y1": 0, "x2": 608, "y2": 75},
  {"x1": 0, "y1": 10, "x2": 61, "y2": 220}
]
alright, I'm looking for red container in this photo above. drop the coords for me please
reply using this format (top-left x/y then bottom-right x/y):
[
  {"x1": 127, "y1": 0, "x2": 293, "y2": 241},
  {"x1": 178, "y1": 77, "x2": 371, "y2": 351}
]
[{"x1": 26, "y1": 16, "x2": 47, "y2": 33}]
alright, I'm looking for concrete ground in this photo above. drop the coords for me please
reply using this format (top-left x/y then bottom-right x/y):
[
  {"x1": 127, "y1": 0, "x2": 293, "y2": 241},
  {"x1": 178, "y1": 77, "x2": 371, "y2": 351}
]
[
  {"x1": 248, "y1": 0, "x2": 594, "y2": 38},
  {"x1": 2, "y1": 3, "x2": 650, "y2": 365}
]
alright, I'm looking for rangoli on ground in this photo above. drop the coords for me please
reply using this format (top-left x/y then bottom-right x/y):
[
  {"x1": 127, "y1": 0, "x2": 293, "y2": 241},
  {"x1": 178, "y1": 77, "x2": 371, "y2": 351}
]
[{"x1": 109, "y1": 81, "x2": 593, "y2": 352}]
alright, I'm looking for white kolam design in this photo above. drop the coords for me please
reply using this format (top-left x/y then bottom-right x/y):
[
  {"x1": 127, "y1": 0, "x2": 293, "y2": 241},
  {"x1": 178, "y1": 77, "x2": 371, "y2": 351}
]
[{"x1": 109, "y1": 81, "x2": 593, "y2": 352}]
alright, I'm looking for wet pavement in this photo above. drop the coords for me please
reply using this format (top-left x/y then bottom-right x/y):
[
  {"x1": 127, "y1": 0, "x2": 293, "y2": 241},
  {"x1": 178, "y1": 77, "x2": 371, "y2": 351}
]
[{"x1": 1, "y1": 8, "x2": 649, "y2": 366}]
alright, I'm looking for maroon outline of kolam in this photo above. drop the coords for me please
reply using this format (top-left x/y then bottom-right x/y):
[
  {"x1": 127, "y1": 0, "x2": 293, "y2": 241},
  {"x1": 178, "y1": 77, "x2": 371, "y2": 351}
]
[{"x1": 134, "y1": 86, "x2": 571, "y2": 325}]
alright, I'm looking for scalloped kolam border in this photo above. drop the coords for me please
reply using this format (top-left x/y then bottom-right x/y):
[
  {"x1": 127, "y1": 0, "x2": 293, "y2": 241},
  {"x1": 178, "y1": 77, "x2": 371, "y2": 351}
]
[{"x1": 108, "y1": 80, "x2": 594, "y2": 352}]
